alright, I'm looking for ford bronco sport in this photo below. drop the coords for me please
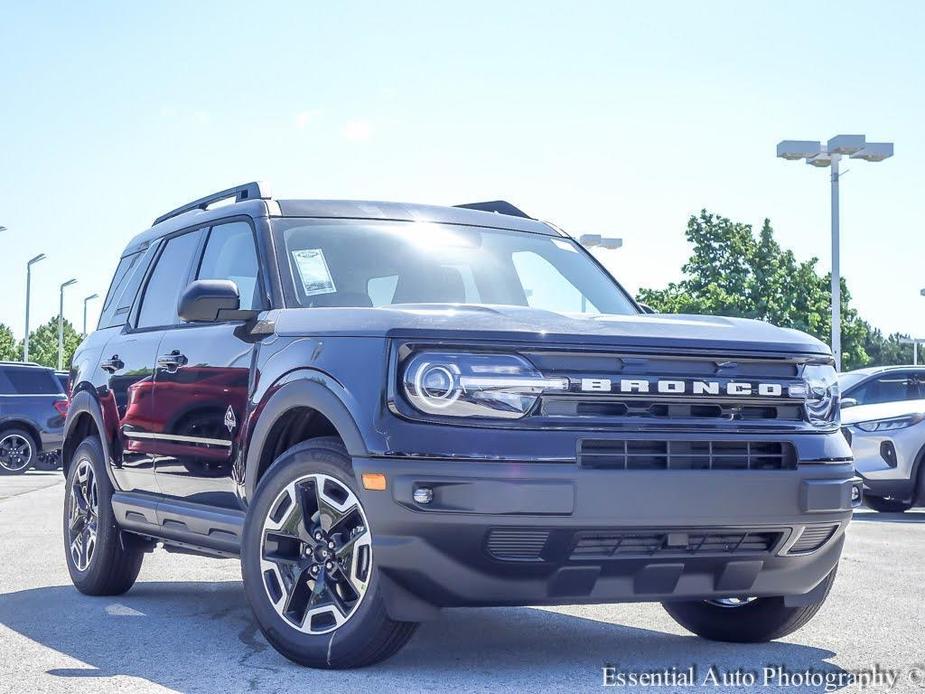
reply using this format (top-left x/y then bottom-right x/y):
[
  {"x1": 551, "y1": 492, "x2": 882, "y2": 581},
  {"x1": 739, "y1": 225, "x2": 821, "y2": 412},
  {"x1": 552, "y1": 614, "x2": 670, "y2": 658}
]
[{"x1": 63, "y1": 182, "x2": 860, "y2": 668}]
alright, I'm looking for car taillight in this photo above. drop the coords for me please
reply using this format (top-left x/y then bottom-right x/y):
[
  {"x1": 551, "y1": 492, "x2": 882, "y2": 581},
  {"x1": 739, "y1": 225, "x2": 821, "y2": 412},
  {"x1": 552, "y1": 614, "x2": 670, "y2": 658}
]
[{"x1": 54, "y1": 399, "x2": 69, "y2": 416}]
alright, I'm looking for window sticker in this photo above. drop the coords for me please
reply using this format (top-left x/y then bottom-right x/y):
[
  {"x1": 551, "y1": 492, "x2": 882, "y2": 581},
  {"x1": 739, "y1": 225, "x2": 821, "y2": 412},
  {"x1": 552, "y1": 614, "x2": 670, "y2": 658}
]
[{"x1": 291, "y1": 248, "x2": 336, "y2": 297}]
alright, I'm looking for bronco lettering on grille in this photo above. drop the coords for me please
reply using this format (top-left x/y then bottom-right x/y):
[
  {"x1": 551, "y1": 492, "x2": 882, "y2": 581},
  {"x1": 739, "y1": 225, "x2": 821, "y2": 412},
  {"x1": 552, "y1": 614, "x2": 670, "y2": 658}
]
[{"x1": 578, "y1": 378, "x2": 792, "y2": 398}]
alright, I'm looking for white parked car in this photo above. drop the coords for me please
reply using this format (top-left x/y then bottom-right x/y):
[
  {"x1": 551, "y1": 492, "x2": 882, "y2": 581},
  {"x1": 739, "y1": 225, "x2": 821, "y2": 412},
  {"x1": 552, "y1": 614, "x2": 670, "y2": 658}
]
[{"x1": 841, "y1": 399, "x2": 925, "y2": 512}]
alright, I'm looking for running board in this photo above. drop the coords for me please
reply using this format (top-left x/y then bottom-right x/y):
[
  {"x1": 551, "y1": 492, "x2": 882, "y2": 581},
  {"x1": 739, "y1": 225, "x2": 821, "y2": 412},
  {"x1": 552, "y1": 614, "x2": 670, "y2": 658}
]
[{"x1": 111, "y1": 492, "x2": 244, "y2": 556}]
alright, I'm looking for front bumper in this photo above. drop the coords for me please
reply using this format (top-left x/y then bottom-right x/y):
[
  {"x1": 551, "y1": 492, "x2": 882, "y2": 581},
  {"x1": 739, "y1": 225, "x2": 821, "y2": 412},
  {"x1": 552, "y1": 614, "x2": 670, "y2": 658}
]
[{"x1": 353, "y1": 457, "x2": 859, "y2": 617}]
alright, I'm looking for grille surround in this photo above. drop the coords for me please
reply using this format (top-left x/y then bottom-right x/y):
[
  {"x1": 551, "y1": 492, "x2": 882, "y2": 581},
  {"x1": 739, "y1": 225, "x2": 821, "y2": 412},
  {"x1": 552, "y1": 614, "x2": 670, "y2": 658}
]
[{"x1": 578, "y1": 438, "x2": 797, "y2": 471}]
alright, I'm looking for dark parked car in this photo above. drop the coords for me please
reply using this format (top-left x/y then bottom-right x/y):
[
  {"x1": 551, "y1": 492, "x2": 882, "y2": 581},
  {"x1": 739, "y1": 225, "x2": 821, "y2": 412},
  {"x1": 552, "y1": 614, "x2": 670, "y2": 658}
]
[
  {"x1": 0, "y1": 362, "x2": 68, "y2": 474},
  {"x1": 62, "y1": 183, "x2": 859, "y2": 668}
]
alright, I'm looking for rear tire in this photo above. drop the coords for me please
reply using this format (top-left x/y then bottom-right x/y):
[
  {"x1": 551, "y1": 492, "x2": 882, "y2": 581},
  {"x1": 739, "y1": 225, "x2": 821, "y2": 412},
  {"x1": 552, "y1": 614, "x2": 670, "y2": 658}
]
[
  {"x1": 863, "y1": 496, "x2": 911, "y2": 513},
  {"x1": 241, "y1": 437, "x2": 417, "y2": 668},
  {"x1": 0, "y1": 428, "x2": 38, "y2": 475},
  {"x1": 63, "y1": 436, "x2": 143, "y2": 595},
  {"x1": 662, "y1": 568, "x2": 838, "y2": 642}
]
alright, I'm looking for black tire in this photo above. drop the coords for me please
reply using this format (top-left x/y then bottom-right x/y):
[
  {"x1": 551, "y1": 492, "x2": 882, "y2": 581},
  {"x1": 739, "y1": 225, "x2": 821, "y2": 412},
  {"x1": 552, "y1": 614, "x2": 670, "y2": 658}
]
[
  {"x1": 863, "y1": 495, "x2": 911, "y2": 513},
  {"x1": 241, "y1": 436, "x2": 417, "y2": 668},
  {"x1": 662, "y1": 568, "x2": 838, "y2": 643},
  {"x1": 0, "y1": 428, "x2": 38, "y2": 475},
  {"x1": 63, "y1": 436, "x2": 143, "y2": 595}
]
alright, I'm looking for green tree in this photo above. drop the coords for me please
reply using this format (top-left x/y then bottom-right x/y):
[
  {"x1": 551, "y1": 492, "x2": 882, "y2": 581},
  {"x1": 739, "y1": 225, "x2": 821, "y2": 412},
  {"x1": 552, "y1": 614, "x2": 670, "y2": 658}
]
[
  {"x1": 637, "y1": 210, "x2": 879, "y2": 369},
  {"x1": 0, "y1": 324, "x2": 20, "y2": 361},
  {"x1": 25, "y1": 316, "x2": 82, "y2": 369}
]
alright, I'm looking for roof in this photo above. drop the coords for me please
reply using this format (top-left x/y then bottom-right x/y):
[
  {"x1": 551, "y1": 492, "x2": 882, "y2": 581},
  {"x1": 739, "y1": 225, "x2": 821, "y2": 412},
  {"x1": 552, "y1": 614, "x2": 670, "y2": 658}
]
[
  {"x1": 274, "y1": 199, "x2": 556, "y2": 235},
  {"x1": 122, "y1": 184, "x2": 559, "y2": 256}
]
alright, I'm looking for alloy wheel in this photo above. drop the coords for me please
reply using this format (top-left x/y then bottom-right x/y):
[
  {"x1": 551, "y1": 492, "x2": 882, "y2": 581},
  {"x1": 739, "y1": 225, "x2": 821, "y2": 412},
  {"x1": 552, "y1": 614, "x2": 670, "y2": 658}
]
[
  {"x1": 68, "y1": 459, "x2": 99, "y2": 571},
  {"x1": 260, "y1": 473, "x2": 372, "y2": 635},
  {"x1": 0, "y1": 434, "x2": 33, "y2": 473}
]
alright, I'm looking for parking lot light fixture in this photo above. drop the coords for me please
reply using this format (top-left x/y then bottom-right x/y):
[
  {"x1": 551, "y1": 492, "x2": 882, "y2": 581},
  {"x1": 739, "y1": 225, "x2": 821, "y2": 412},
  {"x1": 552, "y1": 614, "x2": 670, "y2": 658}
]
[
  {"x1": 24, "y1": 253, "x2": 47, "y2": 363},
  {"x1": 58, "y1": 278, "x2": 77, "y2": 370},
  {"x1": 776, "y1": 134, "x2": 894, "y2": 371},
  {"x1": 82, "y1": 293, "x2": 99, "y2": 336}
]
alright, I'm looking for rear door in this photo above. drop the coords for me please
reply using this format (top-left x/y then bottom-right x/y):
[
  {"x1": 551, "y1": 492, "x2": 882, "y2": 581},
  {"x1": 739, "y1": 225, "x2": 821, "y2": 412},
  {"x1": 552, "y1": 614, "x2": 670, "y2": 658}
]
[
  {"x1": 105, "y1": 228, "x2": 205, "y2": 493},
  {"x1": 151, "y1": 220, "x2": 266, "y2": 509}
]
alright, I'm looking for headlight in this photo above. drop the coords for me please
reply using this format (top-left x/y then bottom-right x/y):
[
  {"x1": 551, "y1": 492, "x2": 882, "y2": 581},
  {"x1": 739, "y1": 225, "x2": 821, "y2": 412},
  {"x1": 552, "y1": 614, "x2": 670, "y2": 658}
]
[
  {"x1": 800, "y1": 364, "x2": 840, "y2": 428},
  {"x1": 855, "y1": 413, "x2": 925, "y2": 432},
  {"x1": 402, "y1": 352, "x2": 568, "y2": 419}
]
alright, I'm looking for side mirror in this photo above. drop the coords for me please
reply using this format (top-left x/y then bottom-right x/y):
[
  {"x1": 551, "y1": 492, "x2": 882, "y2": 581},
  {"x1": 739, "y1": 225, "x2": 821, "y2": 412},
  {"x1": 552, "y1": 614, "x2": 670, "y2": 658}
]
[
  {"x1": 178, "y1": 280, "x2": 249, "y2": 322},
  {"x1": 638, "y1": 302, "x2": 658, "y2": 314},
  {"x1": 840, "y1": 397, "x2": 858, "y2": 409}
]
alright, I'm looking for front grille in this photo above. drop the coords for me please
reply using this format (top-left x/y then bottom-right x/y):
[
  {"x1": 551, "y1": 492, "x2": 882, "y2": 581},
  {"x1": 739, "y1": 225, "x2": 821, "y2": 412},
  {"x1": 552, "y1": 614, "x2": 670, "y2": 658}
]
[
  {"x1": 788, "y1": 524, "x2": 838, "y2": 555},
  {"x1": 486, "y1": 529, "x2": 550, "y2": 561},
  {"x1": 571, "y1": 529, "x2": 782, "y2": 560},
  {"x1": 543, "y1": 397, "x2": 804, "y2": 422},
  {"x1": 526, "y1": 350, "x2": 808, "y2": 427},
  {"x1": 578, "y1": 439, "x2": 797, "y2": 471}
]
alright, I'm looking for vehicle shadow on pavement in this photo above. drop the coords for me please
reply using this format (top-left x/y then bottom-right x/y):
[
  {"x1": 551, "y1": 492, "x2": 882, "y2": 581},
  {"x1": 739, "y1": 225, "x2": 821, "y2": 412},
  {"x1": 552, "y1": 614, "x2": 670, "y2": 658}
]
[
  {"x1": 851, "y1": 511, "x2": 925, "y2": 524},
  {"x1": 0, "y1": 581, "x2": 849, "y2": 692}
]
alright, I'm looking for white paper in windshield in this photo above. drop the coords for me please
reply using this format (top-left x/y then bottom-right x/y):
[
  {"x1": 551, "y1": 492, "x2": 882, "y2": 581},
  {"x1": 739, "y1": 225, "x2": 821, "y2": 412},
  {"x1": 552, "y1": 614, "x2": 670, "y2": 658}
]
[{"x1": 291, "y1": 248, "x2": 336, "y2": 297}]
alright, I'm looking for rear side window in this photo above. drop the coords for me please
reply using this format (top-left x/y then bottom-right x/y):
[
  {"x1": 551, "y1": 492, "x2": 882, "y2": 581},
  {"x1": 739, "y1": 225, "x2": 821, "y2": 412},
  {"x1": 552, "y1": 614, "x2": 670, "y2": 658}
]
[
  {"x1": 137, "y1": 230, "x2": 204, "y2": 329},
  {"x1": 0, "y1": 368, "x2": 62, "y2": 395},
  {"x1": 98, "y1": 246, "x2": 157, "y2": 330}
]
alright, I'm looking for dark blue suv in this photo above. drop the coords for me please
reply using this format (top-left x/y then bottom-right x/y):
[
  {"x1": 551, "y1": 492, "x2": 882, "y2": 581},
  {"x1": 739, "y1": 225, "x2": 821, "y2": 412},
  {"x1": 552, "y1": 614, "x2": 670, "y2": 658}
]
[{"x1": 62, "y1": 183, "x2": 860, "y2": 668}]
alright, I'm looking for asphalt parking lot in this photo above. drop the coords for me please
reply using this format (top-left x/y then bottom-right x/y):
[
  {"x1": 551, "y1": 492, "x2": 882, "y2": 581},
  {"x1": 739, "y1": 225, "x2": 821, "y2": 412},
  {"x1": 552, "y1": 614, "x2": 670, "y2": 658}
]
[{"x1": 1, "y1": 472, "x2": 923, "y2": 693}]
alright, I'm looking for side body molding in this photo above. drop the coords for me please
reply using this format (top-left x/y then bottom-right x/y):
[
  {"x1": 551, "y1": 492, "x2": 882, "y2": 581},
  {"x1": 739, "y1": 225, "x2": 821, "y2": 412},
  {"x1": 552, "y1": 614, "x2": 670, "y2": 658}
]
[{"x1": 242, "y1": 371, "x2": 368, "y2": 503}]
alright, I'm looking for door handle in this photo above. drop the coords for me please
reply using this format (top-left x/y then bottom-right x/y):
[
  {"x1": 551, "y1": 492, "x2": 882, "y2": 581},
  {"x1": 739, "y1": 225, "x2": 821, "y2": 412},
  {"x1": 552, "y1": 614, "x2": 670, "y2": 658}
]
[
  {"x1": 101, "y1": 355, "x2": 124, "y2": 373},
  {"x1": 157, "y1": 350, "x2": 188, "y2": 370}
]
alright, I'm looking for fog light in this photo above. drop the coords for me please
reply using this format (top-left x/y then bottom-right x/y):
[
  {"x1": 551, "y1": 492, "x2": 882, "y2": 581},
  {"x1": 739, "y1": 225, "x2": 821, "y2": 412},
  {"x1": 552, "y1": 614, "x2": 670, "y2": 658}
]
[
  {"x1": 851, "y1": 485, "x2": 862, "y2": 506},
  {"x1": 413, "y1": 487, "x2": 434, "y2": 505}
]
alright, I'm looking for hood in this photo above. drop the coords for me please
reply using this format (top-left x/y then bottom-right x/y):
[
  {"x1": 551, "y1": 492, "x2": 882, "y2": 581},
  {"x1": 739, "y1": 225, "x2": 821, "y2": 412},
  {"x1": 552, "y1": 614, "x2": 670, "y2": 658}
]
[
  {"x1": 272, "y1": 304, "x2": 829, "y2": 356},
  {"x1": 841, "y1": 399, "x2": 925, "y2": 425}
]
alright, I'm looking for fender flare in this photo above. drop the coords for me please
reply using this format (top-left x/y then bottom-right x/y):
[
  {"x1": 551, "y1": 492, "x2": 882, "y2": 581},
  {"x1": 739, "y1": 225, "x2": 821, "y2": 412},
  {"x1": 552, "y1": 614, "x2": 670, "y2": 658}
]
[
  {"x1": 243, "y1": 372, "x2": 367, "y2": 502},
  {"x1": 62, "y1": 389, "x2": 112, "y2": 472}
]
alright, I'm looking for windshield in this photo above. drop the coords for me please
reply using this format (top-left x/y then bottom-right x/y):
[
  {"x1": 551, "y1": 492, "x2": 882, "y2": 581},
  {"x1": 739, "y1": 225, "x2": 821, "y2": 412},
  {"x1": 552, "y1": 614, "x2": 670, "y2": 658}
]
[
  {"x1": 837, "y1": 373, "x2": 868, "y2": 393},
  {"x1": 273, "y1": 219, "x2": 638, "y2": 315}
]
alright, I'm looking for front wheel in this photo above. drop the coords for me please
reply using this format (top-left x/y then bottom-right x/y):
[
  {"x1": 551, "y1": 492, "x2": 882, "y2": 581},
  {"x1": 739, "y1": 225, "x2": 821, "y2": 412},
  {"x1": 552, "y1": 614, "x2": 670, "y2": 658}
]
[
  {"x1": 662, "y1": 568, "x2": 838, "y2": 642},
  {"x1": 241, "y1": 437, "x2": 417, "y2": 668}
]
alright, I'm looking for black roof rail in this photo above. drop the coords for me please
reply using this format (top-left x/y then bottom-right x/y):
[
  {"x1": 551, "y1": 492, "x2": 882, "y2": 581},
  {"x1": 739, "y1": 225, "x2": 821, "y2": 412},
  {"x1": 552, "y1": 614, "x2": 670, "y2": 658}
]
[
  {"x1": 454, "y1": 200, "x2": 532, "y2": 219},
  {"x1": 153, "y1": 181, "x2": 271, "y2": 226}
]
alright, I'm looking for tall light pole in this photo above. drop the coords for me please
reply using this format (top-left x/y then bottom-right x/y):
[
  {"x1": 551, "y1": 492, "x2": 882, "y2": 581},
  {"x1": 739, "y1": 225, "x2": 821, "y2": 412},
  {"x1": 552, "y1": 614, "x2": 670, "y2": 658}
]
[
  {"x1": 777, "y1": 135, "x2": 894, "y2": 371},
  {"x1": 82, "y1": 293, "x2": 99, "y2": 336},
  {"x1": 58, "y1": 279, "x2": 77, "y2": 370},
  {"x1": 24, "y1": 253, "x2": 46, "y2": 362}
]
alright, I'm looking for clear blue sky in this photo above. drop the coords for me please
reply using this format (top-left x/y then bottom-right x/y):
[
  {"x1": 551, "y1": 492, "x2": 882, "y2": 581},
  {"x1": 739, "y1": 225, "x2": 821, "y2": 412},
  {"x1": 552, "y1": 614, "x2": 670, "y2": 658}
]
[{"x1": 1, "y1": 1, "x2": 922, "y2": 341}]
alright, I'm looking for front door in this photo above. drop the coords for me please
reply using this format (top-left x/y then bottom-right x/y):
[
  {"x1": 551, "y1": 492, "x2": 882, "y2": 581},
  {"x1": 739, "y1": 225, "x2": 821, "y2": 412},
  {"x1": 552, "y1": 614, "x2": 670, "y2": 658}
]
[
  {"x1": 148, "y1": 323, "x2": 253, "y2": 508},
  {"x1": 149, "y1": 220, "x2": 266, "y2": 509}
]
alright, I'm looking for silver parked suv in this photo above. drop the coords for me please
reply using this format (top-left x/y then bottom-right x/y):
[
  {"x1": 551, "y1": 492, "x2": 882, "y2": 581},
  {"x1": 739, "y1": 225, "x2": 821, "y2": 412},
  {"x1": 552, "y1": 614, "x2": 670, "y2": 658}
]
[{"x1": 842, "y1": 399, "x2": 925, "y2": 512}]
